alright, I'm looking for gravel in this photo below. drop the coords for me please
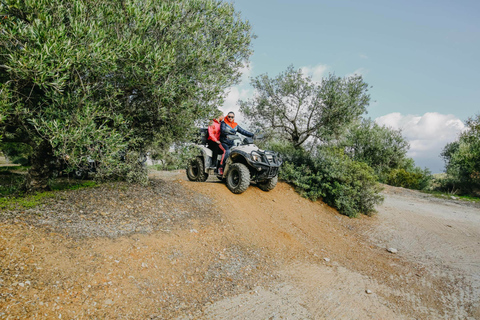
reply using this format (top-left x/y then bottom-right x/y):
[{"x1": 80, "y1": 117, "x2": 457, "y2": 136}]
[{"x1": 0, "y1": 179, "x2": 220, "y2": 239}]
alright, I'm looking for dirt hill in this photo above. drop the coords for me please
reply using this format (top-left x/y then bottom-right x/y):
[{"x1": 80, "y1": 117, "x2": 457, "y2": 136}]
[{"x1": 1, "y1": 170, "x2": 479, "y2": 319}]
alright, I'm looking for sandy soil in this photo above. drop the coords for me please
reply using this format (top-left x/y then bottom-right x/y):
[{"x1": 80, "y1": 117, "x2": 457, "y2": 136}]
[{"x1": 1, "y1": 170, "x2": 479, "y2": 319}]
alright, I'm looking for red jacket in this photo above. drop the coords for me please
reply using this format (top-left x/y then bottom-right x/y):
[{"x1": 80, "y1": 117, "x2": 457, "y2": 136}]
[{"x1": 208, "y1": 119, "x2": 222, "y2": 143}]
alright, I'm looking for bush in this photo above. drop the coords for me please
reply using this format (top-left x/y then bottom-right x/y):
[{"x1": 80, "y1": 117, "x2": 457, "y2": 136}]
[
  {"x1": 385, "y1": 167, "x2": 432, "y2": 190},
  {"x1": 440, "y1": 114, "x2": 480, "y2": 196},
  {"x1": 343, "y1": 118, "x2": 409, "y2": 179},
  {"x1": 272, "y1": 143, "x2": 383, "y2": 217},
  {"x1": 435, "y1": 174, "x2": 480, "y2": 197}
]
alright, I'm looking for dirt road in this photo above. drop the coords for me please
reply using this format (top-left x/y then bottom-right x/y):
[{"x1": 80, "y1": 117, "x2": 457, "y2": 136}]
[
  {"x1": 358, "y1": 186, "x2": 480, "y2": 318},
  {"x1": 1, "y1": 170, "x2": 479, "y2": 319}
]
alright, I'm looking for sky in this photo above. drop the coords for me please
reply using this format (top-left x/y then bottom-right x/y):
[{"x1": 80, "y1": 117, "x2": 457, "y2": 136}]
[{"x1": 220, "y1": 0, "x2": 480, "y2": 173}]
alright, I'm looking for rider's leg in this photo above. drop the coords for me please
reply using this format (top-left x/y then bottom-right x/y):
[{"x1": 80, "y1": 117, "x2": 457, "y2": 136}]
[
  {"x1": 207, "y1": 140, "x2": 218, "y2": 168},
  {"x1": 220, "y1": 143, "x2": 230, "y2": 174}
]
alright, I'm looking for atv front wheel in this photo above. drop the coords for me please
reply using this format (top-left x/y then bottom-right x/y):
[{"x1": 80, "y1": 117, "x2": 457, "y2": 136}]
[
  {"x1": 186, "y1": 157, "x2": 209, "y2": 182},
  {"x1": 258, "y1": 175, "x2": 278, "y2": 191},
  {"x1": 226, "y1": 163, "x2": 250, "y2": 194}
]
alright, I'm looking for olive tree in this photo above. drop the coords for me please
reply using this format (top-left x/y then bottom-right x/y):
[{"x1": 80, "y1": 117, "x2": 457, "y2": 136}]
[
  {"x1": 343, "y1": 118, "x2": 410, "y2": 177},
  {"x1": 441, "y1": 114, "x2": 480, "y2": 195},
  {"x1": 243, "y1": 66, "x2": 385, "y2": 216},
  {"x1": 0, "y1": 0, "x2": 253, "y2": 191},
  {"x1": 342, "y1": 118, "x2": 432, "y2": 189},
  {"x1": 239, "y1": 65, "x2": 370, "y2": 149}
]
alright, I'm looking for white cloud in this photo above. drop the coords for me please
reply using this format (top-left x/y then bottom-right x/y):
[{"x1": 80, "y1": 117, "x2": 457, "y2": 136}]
[
  {"x1": 346, "y1": 68, "x2": 368, "y2": 78},
  {"x1": 375, "y1": 112, "x2": 466, "y2": 172},
  {"x1": 360, "y1": 54, "x2": 368, "y2": 59},
  {"x1": 300, "y1": 64, "x2": 329, "y2": 83},
  {"x1": 238, "y1": 62, "x2": 252, "y2": 84},
  {"x1": 220, "y1": 63, "x2": 254, "y2": 124},
  {"x1": 221, "y1": 86, "x2": 252, "y2": 123}
]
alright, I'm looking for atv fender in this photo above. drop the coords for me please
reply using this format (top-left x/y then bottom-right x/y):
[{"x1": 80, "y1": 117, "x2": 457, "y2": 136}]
[{"x1": 192, "y1": 145, "x2": 214, "y2": 170}]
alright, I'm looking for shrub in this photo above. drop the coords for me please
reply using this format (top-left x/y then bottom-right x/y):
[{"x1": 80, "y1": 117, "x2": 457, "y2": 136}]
[
  {"x1": 273, "y1": 142, "x2": 383, "y2": 217},
  {"x1": 343, "y1": 118, "x2": 409, "y2": 178},
  {"x1": 386, "y1": 167, "x2": 432, "y2": 190}
]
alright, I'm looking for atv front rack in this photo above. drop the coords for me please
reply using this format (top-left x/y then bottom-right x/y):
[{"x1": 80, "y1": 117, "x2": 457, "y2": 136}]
[{"x1": 249, "y1": 150, "x2": 282, "y2": 166}]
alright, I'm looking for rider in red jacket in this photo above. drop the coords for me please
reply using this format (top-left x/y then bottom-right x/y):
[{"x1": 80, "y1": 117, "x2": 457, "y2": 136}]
[{"x1": 207, "y1": 116, "x2": 226, "y2": 171}]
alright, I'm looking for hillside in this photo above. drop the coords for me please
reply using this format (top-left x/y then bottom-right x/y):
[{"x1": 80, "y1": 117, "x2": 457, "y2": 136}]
[{"x1": 1, "y1": 170, "x2": 479, "y2": 319}]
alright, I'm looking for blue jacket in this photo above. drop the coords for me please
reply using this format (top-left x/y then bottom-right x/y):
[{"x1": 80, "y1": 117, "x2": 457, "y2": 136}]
[{"x1": 220, "y1": 120, "x2": 253, "y2": 147}]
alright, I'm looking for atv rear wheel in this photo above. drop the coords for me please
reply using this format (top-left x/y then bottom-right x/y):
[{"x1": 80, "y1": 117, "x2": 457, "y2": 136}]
[
  {"x1": 257, "y1": 175, "x2": 278, "y2": 191},
  {"x1": 186, "y1": 157, "x2": 208, "y2": 182},
  {"x1": 225, "y1": 163, "x2": 250, "y2": 194},
  {"x1": 74, "y1": 169, "x2": 88, "y2": 180}
]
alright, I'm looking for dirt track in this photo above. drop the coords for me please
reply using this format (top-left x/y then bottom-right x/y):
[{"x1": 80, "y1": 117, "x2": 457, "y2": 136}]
[{"x1": 1, "y1": 170, "x2": 479, "y2": 319}]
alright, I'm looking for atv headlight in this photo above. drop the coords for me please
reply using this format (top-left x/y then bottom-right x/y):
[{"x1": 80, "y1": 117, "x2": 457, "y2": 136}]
[{"x1": 252, "y1": 154, "x2": 261, "y2": 162}]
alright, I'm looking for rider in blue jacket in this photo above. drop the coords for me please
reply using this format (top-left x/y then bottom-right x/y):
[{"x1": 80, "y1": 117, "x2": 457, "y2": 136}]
[{"x1": 219, "y1": 111, "x2": 254, "y2": 174}]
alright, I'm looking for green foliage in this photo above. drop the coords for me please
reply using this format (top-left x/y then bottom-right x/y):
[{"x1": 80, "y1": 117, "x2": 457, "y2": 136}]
[
  {"x1": 0, "y1": 169, "x2": 26, "y2": 196},
  {"x1": 343, "y1": 118, "x2": 409, "y2": 178},
  {"x1": 0, "y1": 164, "x2": 98, "y2": 197},
  {"x1": 0, "y1": 0, "x2": 253, "y2": 190},
  {"x1": 271, "y1": 142, "x2": 383, "y2": 217},
  {"x1": 440, "y1": 114, "x2": 480, "y2": 195},
  {"x1": 239, "y1": 66, "x2": 370, "y2": 148},
  {"x1": 341, "y1": 118, "x2": 433, "y2": 190},
  {"x1": 50, "y1": 180, "x2": 97, "y2": 191},
  {"x1": 0, "y1": 142, "x2": 33, "y2": 165},
  {"x1": 386, "y1": 167, "x2": 432, "y2": 190},
  {"x1": 0, "y1": 176, "x2": 96, "y2": 210}
]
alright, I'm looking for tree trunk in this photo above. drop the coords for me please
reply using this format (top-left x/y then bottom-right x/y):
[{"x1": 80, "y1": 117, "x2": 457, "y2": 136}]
[{"x1": 23, "y1": 140, "x2": 56, "y2": 192}]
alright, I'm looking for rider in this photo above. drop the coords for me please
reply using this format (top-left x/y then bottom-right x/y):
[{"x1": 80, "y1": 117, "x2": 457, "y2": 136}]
[
  {"x1": 219, "y1": 111, "x2": 254, "y2": 174},
  {"x1": 207, "y1": 115, "x2": 225, "y2": 170}
]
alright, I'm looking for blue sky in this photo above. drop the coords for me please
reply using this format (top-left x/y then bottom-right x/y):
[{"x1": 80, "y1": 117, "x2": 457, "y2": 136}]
[{"x1": 220, "y1": 0, "x2": 480, "y2": 173}]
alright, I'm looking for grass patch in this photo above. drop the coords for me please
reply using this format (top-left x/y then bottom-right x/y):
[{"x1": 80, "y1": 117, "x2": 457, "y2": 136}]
[
  {"x1": 49, "y1": 179, "x2": 97, "y2": 191},
  {"x1": 0, "y1": 174, "x2": 98, "y2": 211},
  {"x1": 0, "y1": 191, "x2": 56, "y2": 211},
  {"x1": 424, "y1": 190, "x2": 479, "y2": 203}
]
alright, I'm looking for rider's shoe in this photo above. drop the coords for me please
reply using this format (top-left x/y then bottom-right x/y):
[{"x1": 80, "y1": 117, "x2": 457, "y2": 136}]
[{"x1": 218, "y1": 168, "x2": 223, "y2": 175}]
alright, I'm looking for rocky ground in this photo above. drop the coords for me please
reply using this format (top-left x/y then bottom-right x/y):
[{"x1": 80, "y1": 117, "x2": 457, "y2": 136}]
[{"x1": 0, "y1": 169, "x2": 479, "y2": 319}]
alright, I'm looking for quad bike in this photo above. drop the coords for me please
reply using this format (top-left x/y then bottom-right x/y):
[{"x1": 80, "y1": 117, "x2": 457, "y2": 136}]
[{"x1": 186, "y1": 133, "x2": 282, "y2": 194}]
